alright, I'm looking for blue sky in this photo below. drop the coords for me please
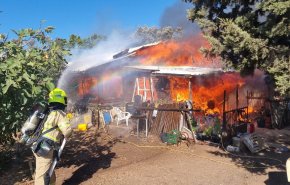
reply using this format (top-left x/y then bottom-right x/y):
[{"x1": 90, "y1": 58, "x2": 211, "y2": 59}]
[{"x1": 0, "y1": 0, "x2": 190, "y2": 39}]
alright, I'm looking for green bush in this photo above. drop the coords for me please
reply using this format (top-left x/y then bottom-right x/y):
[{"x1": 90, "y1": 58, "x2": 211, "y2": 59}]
[{"x1": 0, "y1": 27, "x2": 69, "y2": 144}]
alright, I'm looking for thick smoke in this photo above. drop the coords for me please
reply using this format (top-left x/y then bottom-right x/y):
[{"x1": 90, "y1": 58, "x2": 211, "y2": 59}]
[
  {"x1": 159, "y1": 1, "x2": 200, "y2": 37},
  {"x1": 58, "y1": 0, "x2": 200, "y2": 94},
  {"x1": 57, "y1": 31, "x2": 136, "y2": 92}
]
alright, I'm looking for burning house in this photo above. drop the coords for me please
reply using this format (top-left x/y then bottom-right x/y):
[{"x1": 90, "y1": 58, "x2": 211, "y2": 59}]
[
  {"x1": 70, "y1": 37, "x2": 265, "y2": 114},
  {"x1": 66, "y1": 36, "x2": 275, "y2": 141}
]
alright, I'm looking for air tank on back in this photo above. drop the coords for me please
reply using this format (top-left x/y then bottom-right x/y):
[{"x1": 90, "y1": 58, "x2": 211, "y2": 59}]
[{"x1": 20, "y1": 103, "x2": 47, "y2": 144}]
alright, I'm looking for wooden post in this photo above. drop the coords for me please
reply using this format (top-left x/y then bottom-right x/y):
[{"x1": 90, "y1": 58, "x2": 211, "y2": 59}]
[
  {"x1": 189, "y1": 78, "x2": 192, "y2": 102},
  {"x1": 132, "y1": 78, "x2": 137, "y2": 102},
  {"x1": 137, "y1": 119, "x2": 139, "y2": 138},
  {"x1": 222, "y1": 90, "x2": 227, "y2": 131},
  {"x1": 236, "y1": 84, "x2": 239, "y2": 110},
  {"x1": 149, "y1": 76, "x2": 154, "y2": 102},
  {"x1": 97, "y1": 109, "x2": 100, "y2": 129},
  {"x1": 235, "y1": 84, "x2": 239, "y2": 122},
  {"x1": 136, "y1": 77, "x2": 140, "y2": 95},
  {"x1": 247, "y1": 90, "x2": 249, "y2": 121},
  {"x1": 143, "y1": 77, "x2": 147, "y2": 101}
]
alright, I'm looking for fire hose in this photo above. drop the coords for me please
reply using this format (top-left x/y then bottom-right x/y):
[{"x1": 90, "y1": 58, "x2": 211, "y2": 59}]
[{"x1": 44, "y1": 138, "x2": 66, "y2": 185}]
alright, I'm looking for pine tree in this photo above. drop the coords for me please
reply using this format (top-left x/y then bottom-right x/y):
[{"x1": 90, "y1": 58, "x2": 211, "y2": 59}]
[
  {"x1": 185, "y1": 0, "x2": 289, "y2": 128},
  {"x1": 185, "y1": 0, "x2": 290, "y2": 96}
]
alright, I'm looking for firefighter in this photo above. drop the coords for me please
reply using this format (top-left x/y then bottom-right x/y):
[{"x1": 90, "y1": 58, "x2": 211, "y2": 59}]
[{"x1": 33, "y1": 88, "x2": 72, "y2": 185}]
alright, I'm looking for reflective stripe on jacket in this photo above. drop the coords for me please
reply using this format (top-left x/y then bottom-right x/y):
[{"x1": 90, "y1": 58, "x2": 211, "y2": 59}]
[{"x1": 42, "y1": 110, "x2": 72, "y2": 143}]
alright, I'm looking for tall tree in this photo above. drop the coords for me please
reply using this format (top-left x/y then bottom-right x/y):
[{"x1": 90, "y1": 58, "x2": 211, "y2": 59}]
[
  {"x1": 185, "y1": 0, "x2": 290, "y2": 127},
  {"x1": 134, "y1": 26, "x2": 183, "y2": 44},
  {"x1": 185, "y1": 0, "x2": 290, "y2": 96}
]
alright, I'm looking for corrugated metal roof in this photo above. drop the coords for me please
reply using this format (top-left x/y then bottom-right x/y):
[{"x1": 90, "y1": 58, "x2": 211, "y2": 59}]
[
  {"x1": 113, "y1": 42, "x2": 160, "y2": 59},
  {"x1": 126, "y1": 66, "x2": 223, "y2": 76}
]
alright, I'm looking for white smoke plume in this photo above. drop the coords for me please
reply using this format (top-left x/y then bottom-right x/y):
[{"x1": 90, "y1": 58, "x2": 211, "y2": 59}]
[
  {"x1": 57, "y1": 0, "x2": 200, "y2": 94},
  {"x1": 57, "y1": 31, "x2": 136, "y2": 91}
]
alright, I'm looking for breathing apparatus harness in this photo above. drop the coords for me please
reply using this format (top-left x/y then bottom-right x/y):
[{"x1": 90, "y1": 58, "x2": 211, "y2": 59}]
[
  {"x1": 19, "y1": 103, "x2": 49, "y2": 145},
  {"x1": 30, "y1": 104, "x2": 67, "y2": 157},
  {"x1": 21, "y1": 88, "x2": 67, "y2": 147}
]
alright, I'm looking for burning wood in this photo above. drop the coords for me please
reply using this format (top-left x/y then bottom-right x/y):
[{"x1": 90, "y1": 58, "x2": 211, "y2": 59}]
[
  {"x1": 68, "y1": 34, "x2": 268, "y2": 134},
  {"x1": 134, "y1": 35, "x2": 219, "y2": 67}
]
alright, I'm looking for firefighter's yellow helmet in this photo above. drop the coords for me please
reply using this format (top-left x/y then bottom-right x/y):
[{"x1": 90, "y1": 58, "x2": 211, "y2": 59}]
[{"x1": 48, "y1": 88, "x2": 67, "y2": 105}]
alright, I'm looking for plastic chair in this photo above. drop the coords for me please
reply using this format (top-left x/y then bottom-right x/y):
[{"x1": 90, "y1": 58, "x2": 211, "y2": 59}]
[{"x1": 112, "y1": 107, "x2": 132, "y2": 126}]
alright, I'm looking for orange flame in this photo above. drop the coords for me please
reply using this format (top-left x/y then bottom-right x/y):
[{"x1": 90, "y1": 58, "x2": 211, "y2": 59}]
[
  {"x1": 134, "y1": 35, "x2": 258, "y2": 114},
  {"x1": 78, "y1": 77, "x2": 97, "y2": 97},
  {"x1": 75, "y1": 34, "x2": 265, "y2": 117},
  {"x1": 135, "y1": 35, "x2": 221, "y2": 67},
  {"x1": 168, "y1": 73, "x2": 245, "y2": 113}
]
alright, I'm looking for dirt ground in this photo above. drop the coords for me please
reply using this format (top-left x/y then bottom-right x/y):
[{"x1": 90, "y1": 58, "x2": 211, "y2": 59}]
[{"x1": 1, "y1": 124, "x2": 290, "y2": 185}]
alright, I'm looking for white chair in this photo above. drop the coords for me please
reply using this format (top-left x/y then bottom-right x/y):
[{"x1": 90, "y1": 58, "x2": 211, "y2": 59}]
[
  {"x1": 112, "y1": 107, "x2": 132, "y2": 126},
  {"x1": 287, "y1": 158, "x2": 290, "y2": 182}
]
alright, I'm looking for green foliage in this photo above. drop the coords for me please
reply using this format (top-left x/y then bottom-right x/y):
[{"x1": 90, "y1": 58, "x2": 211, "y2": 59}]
[
  {"x1": 68, "y1": 34, "x2": 106, "y2": 49},
  {"x1": 134, "y1": 26, "x2": 183, "y2": 44},
  {"x1": 0, "y1": 27, "x2": 70, "y2": 144},
  {"x1": 185, "y1": 0, "x2": 290, "y2": 96},
  {"x1": 203, "y1": 126, "x2": 213, "y2": 136}
]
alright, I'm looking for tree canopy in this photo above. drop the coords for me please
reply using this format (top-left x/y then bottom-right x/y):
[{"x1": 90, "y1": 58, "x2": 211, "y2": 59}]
[
  {"x1": 185, "y1": 0, "x2": 290, "y2": 96},
  {"x1": 134, "y1": 26, "x2": 183, "y2": 44},
  {"x1": 0, "y1": 23, "x2": 106, "y2": 143},
  {"x1": 68, "y1": 33, "x2": 106, "y2": 49},
  {"x1": 0, "y1": 27, "x2": 73, "y2": 144}
]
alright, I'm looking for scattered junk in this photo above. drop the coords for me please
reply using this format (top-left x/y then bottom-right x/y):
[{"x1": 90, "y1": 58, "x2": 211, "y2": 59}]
[
  {"x1": 78, "y1": 123, "x2": 88, "y2": 131},
  {"x1": 274, "y1": 146, "x2": 289, "y2": 153},
  {"x1": 160, "y1": 130, "x2": 182, "y2": 145},
  {"x1": 226, "y1": 133, "x2": 266, "y2": 153},
  {"x1": 226, "y1": 145, "x2": 240, "y2": 153},
  {"x1": 241, "y1": 133, "x2": 265, "y2": 153},
  {"x1": 65, "y1": 41, "x2": 290, "y2": 156},
  {"x1": 70, "y1": 110, "x2": 93, "y2": 131}
]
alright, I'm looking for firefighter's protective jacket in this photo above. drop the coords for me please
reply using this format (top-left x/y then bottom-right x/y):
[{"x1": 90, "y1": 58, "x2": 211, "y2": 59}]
[{"x1": 42, "y1": 110, "x2": 72, "y2": 143}]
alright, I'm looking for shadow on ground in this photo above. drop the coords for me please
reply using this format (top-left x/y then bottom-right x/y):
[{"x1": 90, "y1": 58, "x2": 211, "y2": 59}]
[
  {"x1": 60, "y1": 130, "x2": 121, "y2": 185},
  {"x1": 207, "y1": 128, "x2": 290, "y2": 176},
  {"x1": 208, "y1": 148, "x2": 287, "y2": 174},
  {"x1": 264, "y1": 171, "x2": 289, "y2": 185},
  {"x1": 0, "y1": 129, "x2": 122, "y2": 185},
  {"x1": 206, "y1": 132, "x2": 289, "y2": 184},
  {"x1": 0, "y1": 144, "x2": 34, "y2": 185}
]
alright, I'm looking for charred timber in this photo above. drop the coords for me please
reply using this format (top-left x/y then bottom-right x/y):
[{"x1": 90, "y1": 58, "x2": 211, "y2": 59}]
[
  {"x1": 224, "y1": 106, "x2": 248, "y2": 114},
  {"x1": 246, "y1": 96, "x2": 268, "y2": 100}
]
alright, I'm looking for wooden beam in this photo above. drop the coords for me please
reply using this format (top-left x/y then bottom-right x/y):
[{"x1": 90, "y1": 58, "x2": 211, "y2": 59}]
[
  {"x1": 189, "y1": 78, "x2": 192, "y2": 102},
  {"x1": 149, "y1": 76, "x2": 154, "y2": 102},
  {"x1": 222, "y1": 90, "x2": 226, "y2": 131}
]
